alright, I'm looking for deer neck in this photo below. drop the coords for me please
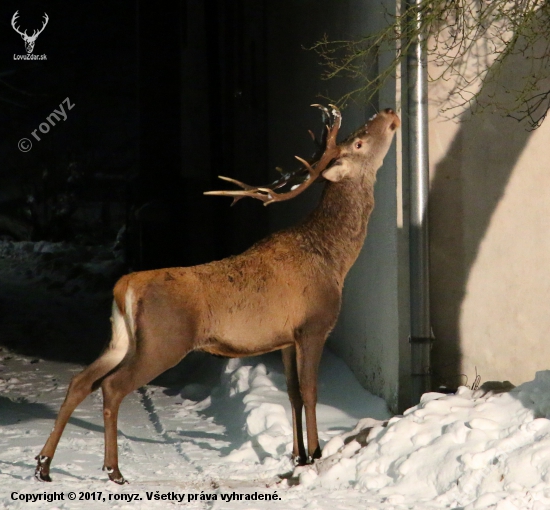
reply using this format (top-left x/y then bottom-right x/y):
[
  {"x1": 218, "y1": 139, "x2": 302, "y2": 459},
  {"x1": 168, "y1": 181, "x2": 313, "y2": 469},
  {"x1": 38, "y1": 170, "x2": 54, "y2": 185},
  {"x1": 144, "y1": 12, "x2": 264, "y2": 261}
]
[{"x1": 298, "y1": 170, "x2": 377, "y2": 281}]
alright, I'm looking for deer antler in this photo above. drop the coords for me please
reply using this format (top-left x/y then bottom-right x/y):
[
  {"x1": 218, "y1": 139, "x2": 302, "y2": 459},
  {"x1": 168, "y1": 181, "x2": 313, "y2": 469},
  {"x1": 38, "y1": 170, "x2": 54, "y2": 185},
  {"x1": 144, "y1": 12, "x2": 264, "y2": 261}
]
[
  {"x1": 33, "y1": 13, "x2": 49, "y2": 38},
  {"x1": 205, "y1": 105, "x2": 342, "y2": 206},
  {"x1": 11, "y1": 11, "x2": 26, "y2": 37},
  {"x1": 11, "y1": 11, "x2": 48, "y2": 38}
]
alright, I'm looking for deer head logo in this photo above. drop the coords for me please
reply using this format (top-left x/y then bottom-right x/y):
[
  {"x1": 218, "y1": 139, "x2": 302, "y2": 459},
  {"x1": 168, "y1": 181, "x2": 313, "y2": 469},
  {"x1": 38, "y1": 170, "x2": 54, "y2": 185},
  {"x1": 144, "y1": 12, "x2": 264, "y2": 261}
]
[{"x1": 11, "y1": 11, "x2": 49, "y2": 54}]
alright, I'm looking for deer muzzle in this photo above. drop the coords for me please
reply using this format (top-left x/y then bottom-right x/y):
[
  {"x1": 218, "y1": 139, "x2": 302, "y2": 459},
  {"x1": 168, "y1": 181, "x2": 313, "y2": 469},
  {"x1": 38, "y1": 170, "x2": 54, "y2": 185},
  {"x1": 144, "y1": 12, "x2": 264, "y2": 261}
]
[{"x1": 383, "y1": 108, "x2": 401, "y2": 130}]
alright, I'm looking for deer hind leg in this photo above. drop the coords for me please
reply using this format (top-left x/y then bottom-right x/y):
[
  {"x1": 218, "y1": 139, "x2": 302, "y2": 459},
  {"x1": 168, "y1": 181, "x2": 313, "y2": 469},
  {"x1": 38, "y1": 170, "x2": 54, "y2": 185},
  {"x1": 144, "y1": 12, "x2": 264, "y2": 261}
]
[
  {"x1": 100, "y1": 366, "x2": 137, "y2": 484},
  {"x1": 100, "y1": 341, "x2": 193, "y2": 484},
  {"x1": 282, "y1": 345, "x2": 307, "y2": 464},
  {"x1": 35, "y1": 302, "x2": 130, "y2": 482},
  {"x1": 296, "y1": 337, "x2": 325, "y2": 462},
  {"x1": 99, "y1": 287, "x2": 199, "y2": 483}
]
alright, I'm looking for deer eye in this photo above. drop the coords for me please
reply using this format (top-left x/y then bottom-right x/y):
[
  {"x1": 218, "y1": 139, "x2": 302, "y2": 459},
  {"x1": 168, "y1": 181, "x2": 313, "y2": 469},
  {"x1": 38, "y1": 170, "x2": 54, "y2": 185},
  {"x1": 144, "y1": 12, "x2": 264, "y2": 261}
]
[{"x1": 354, "y1": 141, "x2": 362, "y2": 149}]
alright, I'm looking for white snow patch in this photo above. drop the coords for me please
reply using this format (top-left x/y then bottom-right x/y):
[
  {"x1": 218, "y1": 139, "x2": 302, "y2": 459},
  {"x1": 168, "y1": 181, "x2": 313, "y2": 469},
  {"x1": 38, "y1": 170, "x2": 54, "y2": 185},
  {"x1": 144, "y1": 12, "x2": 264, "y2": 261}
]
[{"x1": 298, "y1": 372, "x2": 550, "y2": 508}]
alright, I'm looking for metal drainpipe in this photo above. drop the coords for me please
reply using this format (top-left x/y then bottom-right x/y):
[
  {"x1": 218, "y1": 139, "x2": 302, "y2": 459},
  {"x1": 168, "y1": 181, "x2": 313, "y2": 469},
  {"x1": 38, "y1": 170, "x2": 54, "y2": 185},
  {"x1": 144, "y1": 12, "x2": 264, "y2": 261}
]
[{"x1": 406, "y1": 0, "x2": 433, "y2": 405}]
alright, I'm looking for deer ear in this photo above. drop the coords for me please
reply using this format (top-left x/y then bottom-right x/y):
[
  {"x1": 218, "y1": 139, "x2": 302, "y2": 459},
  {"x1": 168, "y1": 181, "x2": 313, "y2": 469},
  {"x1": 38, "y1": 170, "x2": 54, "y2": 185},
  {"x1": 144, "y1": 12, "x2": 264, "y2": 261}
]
[{"x1": 322, "y1": 165, "x2": 349, "y2": 182}]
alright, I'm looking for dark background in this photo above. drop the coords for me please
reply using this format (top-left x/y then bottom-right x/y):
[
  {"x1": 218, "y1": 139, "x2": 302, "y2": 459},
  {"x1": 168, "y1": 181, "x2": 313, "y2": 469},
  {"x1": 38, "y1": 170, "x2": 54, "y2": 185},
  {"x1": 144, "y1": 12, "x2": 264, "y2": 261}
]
[
  {"x1": 0, "y1": 0, "x2": 270, "y2": 271},
  {"x1": 0, "y1": 0, "x2": 275, "y2": 367}
]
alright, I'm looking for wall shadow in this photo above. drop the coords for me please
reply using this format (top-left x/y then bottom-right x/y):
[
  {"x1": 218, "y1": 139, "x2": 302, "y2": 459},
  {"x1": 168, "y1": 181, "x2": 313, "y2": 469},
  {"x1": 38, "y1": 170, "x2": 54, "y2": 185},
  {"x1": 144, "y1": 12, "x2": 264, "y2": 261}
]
[{"x1": 428, "y1": 49, "x2": 548, "y2": 388}]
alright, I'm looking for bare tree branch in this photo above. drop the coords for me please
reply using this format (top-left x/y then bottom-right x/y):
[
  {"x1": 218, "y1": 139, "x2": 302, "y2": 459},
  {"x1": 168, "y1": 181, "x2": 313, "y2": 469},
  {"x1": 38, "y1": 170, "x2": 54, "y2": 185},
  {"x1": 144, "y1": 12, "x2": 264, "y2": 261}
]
[{"x1": 312, "y1": 0, "x2": 550, "y2": 129}]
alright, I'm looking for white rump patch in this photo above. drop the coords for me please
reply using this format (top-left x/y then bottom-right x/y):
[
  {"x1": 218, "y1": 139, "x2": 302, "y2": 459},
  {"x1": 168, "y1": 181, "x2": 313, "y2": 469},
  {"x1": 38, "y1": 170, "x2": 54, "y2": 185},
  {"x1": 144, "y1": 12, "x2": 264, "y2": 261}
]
[
  {"x1": 105, "y1": 301, "x2": 130, "y2": 366},
  {"x1": 125, "y1": 288, "x2": 136, "y2": 338}
]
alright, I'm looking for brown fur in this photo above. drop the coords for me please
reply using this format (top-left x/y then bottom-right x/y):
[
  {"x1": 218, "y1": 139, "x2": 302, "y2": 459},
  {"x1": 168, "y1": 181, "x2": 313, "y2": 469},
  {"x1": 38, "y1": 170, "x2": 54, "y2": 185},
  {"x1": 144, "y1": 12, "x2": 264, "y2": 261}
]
[{"x1": 35, "y1": 109, "x2": 400, "y2": 484}]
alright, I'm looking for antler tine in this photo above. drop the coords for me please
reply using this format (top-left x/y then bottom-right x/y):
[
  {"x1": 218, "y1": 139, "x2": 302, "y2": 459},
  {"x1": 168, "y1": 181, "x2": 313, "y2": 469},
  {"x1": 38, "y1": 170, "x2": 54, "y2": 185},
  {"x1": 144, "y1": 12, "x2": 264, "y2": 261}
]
[
  {"x1": 307, "y1": 103, "x2": 341, "y2": 165},
  {"x1": 38, "y1": 13, "x2": 49, "y2": 34},
  {"x1": 311, "y1": 104, "x2": 331, "y2": 126},
  {"x1": 204, "y1": 185, "x2": 274, "y2": 206},
  {"x1": 327, "y1": 104, "x2": 342, "y2": 133},
  {"x1": 308, "y1": 105, "x2": 330, "y2": 149},
  {"x1": 216, "y1": 175, "x2": 259, "y2": 191},
  {"x1": 205, "y1": 105, "x2": 342, "y2": 206},
  {"x1": 205, "y1": 172, "x2": 296, "y2": 206},
  {"x1": 309, "y1": 103, "x2": 341, "y2": 156},
  {"x1": 216, "y1": 174, "x2": 292, "y2": 192},
  {"x1": 32, "y1": 13, "x2": 49, "y2": 37},
  {"x1": 11, "y1": 11, "x2": 27, "y2": 37}
]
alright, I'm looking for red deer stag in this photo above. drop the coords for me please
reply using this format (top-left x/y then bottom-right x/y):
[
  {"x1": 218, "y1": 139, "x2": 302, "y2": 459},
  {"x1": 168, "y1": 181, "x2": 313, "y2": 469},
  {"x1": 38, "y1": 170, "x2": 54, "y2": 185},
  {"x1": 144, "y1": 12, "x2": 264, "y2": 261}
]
[{"x1": 35, "y1": 106, "x2": 400, "y2": 484}]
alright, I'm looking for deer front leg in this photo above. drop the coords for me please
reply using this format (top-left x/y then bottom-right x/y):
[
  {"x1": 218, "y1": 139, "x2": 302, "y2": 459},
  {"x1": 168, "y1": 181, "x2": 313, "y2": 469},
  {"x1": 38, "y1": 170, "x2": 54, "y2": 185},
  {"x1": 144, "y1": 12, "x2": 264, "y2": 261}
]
[
  {"x1": 282, "y1": 345, "x2": 307, "y2": 464},
  {"x1": 296, "y1": 338, "x2": 324, "y2": 462}
]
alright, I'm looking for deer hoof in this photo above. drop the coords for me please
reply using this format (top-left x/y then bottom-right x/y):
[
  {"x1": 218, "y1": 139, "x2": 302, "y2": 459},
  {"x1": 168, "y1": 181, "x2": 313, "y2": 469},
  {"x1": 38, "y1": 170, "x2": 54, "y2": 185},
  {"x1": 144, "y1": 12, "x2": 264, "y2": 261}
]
[
  {"x1": 311, "y1": 446, "x2": 322, "y2": 461},
  {"x1": 292, "y1": 454, "x2": 308, "y2": 466},
  {"x1": 34, "y1": 455, "x2": 52, "y2": 482},
  {"x1": 104, "y1": 465, "x2": 128, "y2": 484}
]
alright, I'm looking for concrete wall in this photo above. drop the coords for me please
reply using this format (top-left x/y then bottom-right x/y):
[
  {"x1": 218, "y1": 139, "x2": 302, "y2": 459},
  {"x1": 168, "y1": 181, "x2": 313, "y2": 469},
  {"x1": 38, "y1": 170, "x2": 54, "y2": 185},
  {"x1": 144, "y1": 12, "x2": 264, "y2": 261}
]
[
  {"x1": 428, "y1": 48, "x2": 550, "y2": 389},
  {"x1": 265, "y1": 0, "x2": 408, "y2": 412}
]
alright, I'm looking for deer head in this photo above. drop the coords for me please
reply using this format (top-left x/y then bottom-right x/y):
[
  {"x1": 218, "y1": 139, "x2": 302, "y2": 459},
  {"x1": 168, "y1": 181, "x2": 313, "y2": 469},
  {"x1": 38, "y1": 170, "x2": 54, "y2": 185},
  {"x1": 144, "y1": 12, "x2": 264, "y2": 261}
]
[
  {"x1": 322, "y1": 109, "x2": 401, "y2": 183},
  {"x1": 12, "y1": 11, "x2": 49, "y2": 54},
  {"x1": 205, "y1": 105, "x2": 400, "y2": 204}
]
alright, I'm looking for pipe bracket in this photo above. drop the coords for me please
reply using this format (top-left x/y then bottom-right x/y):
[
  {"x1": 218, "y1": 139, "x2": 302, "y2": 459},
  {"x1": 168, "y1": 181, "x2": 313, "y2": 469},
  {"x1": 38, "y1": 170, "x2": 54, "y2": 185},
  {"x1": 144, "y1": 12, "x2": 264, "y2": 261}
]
[{"x1": 409, "y1": 336, "x2": 433, "y2": 345}]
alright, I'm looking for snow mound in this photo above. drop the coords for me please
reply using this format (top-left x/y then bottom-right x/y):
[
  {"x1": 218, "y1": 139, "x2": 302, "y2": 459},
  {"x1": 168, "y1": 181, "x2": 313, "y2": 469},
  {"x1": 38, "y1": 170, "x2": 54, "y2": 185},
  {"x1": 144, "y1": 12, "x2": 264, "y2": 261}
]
[
  {"x1": 219, "y1": 359, "x2": 294, "y2": 467},
  {"x1": 299, "y1": 371, "x2": 550, "y2": 509}
]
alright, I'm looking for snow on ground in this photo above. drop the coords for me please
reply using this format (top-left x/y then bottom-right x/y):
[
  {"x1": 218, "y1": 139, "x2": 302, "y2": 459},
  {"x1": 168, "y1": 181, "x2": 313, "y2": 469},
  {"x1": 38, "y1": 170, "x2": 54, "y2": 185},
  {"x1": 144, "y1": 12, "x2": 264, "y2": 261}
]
[
  {"x1": 0, "y1": 347, "x2": 390, "y2": 509},
  {"x1": 2, "y1": 345, "x2": 550, "y2": 510}
]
